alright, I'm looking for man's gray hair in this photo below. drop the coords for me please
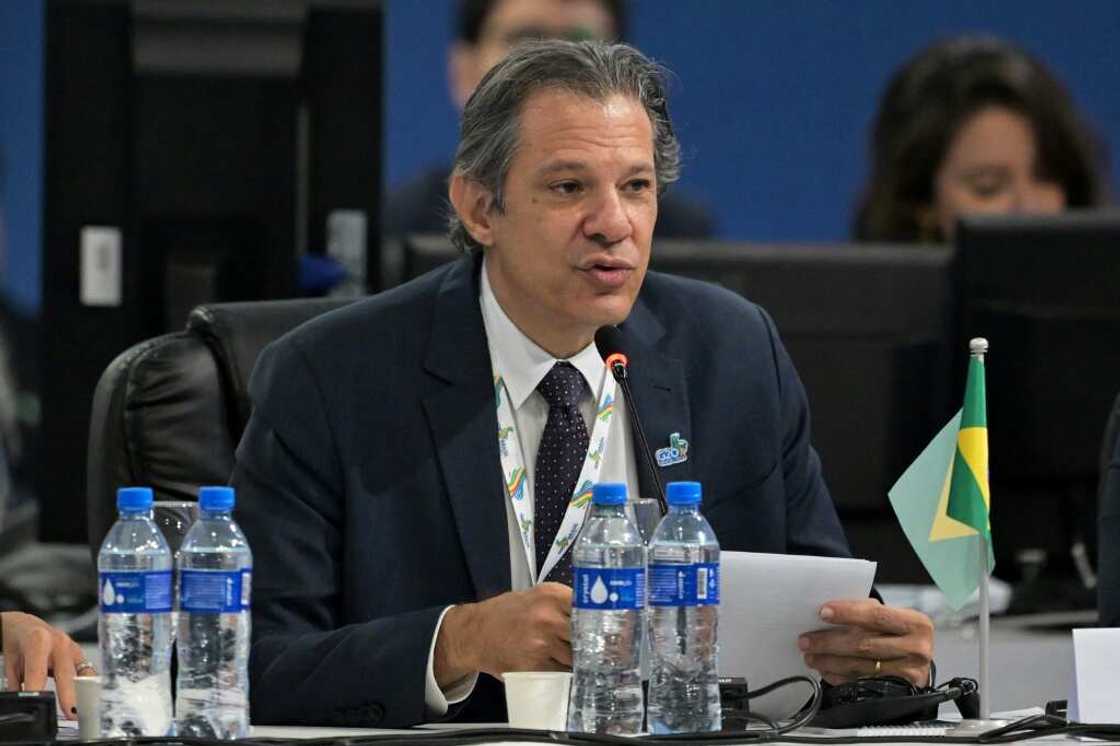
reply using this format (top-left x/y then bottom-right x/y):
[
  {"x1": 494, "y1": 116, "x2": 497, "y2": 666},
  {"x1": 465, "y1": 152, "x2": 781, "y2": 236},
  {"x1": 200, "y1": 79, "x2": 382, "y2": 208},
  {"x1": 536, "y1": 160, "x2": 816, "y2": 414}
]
[{"x1": 448, "y1": 39, "x2": 681, "y2": 253}]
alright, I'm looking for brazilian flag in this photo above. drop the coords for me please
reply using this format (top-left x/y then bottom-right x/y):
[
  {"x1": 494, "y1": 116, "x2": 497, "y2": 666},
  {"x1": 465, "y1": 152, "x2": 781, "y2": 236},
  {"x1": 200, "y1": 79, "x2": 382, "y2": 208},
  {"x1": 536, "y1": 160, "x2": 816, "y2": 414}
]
[
  {"x1": 888, "y1": 353, "x2": 994, "y2": 611},
  {"x1": 947, "y1": 357, "x2": 990, "y2": 536}
]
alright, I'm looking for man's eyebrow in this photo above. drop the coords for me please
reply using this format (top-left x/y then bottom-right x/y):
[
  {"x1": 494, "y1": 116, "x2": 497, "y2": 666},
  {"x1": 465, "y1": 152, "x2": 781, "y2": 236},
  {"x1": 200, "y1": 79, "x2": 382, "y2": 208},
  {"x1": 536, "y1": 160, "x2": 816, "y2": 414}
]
[
  {"x1": 537, "y1": 160, "x2": 591, "y2": 175},
  {"x1": 536, "y1": 160, "x2": 655, "y2": 177},
  {"x1": 621, "y1": 162, "x2": 655, "y2": 178}
]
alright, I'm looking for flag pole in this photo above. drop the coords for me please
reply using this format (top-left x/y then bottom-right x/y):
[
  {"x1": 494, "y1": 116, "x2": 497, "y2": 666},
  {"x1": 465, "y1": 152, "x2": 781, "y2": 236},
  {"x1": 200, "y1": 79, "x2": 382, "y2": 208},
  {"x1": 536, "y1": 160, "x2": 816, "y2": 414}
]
[
  {"x1": 970, "y1": 337, "x2": 991, "y2": 720},
  {"x1": 978, "y1": 532, "x2": 990, "y2": 718}
]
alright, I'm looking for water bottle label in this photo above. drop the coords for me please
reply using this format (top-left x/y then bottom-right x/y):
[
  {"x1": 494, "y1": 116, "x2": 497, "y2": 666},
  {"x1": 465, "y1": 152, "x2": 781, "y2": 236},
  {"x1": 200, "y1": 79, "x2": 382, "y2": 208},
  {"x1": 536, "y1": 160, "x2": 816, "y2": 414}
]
[
  {"x1": 241, "y1": 568, "x2": 252, "y2": 608},
  {"x1": 180, "y1": 569, "x2": 251, "y2": 613},
  {"x1": 98, "y1": 570, "x2": 172, "y2": 613},
  {"x1": 648, "y1": 562, "x2": 720, "y2": 607},
  {"x1": 573, "y1": 567, "x2": 645, "y2": 610}
]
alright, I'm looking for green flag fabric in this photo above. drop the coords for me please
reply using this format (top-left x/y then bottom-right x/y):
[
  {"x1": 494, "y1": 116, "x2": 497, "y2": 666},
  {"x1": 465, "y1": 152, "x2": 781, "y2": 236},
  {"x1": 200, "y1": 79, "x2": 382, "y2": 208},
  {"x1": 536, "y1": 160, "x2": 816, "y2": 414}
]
[
  {"x1": 889, "y1": 410, "x2": 995, "y2": 611},
  {"x1": 946, "y1": 356, "x2": 991, "y2": 537}
]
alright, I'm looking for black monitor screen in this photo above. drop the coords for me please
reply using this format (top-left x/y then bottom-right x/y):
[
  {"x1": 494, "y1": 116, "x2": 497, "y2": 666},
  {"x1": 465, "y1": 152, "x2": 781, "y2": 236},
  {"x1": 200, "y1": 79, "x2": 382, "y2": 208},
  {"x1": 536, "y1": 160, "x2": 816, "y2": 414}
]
[{"x1": 956, "y1": 211, "x2": 1120, "y2": 480}]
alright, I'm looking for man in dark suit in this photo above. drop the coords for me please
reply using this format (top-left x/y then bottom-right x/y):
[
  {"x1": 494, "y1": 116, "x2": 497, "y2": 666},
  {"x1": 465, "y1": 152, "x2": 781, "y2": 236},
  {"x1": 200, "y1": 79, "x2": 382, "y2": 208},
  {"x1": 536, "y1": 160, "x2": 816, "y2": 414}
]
[{"x1": 234, "y1": 40, "x2": 933, "y2": 728}]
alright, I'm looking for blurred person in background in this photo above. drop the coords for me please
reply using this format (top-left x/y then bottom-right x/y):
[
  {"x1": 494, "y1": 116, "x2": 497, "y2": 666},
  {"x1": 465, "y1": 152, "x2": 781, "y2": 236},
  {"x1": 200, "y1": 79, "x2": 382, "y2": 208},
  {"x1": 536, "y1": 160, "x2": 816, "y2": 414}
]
[
  {"x1": 385, "y1": 0, "x2": 715, "y2": 242},
  {"x1": 1, "y1": 611, "x2": 91, "y2": 719},
  {"x1": 854, "y1": 36, "x2": 1107, "y2": 243}
]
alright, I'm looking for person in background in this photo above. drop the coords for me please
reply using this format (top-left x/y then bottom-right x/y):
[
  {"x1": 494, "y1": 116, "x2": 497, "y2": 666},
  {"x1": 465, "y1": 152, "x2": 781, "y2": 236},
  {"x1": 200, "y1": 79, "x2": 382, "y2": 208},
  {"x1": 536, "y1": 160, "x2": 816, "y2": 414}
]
[
  {"x1": 854, "y1": 36, "x2": 1106, "y2": 243},
  {"x1": 385, "y1": 0, "x2": 715, "y2": 243},
  {"x1": 0, "y1": 611, "x2": 93, "y2": 719}
]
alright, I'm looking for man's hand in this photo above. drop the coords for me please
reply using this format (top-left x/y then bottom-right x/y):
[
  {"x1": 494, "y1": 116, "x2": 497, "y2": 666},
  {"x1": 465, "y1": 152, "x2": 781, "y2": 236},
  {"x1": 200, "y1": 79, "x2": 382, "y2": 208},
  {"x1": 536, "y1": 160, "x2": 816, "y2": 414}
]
[
  {"x1": 1, "y1": 612, "x2": 90, "y2": 719},
  {"x1": 798, "y1": 599, "x2": 934, "y2": 687},
  {"x1": 433, "y1": 583, "x2": 572, "y2": 686}
]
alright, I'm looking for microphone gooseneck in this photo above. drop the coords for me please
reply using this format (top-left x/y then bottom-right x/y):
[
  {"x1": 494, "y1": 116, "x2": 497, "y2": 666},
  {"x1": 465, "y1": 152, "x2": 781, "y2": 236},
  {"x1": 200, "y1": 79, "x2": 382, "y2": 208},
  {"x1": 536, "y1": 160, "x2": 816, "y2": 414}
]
[{"x1": 594, "y1": 326, "x2": 668, "y2": 516}]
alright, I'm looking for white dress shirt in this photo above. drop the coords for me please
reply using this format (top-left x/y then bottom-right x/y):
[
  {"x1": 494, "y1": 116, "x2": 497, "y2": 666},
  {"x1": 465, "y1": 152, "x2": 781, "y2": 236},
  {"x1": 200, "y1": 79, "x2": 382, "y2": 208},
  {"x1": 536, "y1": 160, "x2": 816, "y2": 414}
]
[{"x1": 422, "y1": 258, "x2": 640, "y2": 716}]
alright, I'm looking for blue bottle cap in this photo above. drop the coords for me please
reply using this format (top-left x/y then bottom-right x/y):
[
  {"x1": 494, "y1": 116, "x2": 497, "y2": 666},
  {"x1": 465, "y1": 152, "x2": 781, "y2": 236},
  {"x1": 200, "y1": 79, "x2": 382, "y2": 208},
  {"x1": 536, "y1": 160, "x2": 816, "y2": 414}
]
[
  {"x1": 117, "y1": 486, "x2": 154, "y2": 511},
  {"x1": 592, "y1": 482, "x2": 627, "y2": 506},
  {"x1": 198, "y1": 486, "x2": 235, "y2": 511},
  {"x1": 666, "y1": 481, "x2": 702, "y2": 505}
]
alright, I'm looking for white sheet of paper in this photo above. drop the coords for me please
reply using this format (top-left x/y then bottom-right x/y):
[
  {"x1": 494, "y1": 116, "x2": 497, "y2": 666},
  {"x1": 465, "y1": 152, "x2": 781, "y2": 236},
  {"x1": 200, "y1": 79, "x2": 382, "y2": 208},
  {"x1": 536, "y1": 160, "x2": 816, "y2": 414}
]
[
  {"x1": 718, "y1": 550, "x2": 877, "y2": 719},
  {"x1": 1069, "y1": 628, "x2": 1120, "y2": 723}
]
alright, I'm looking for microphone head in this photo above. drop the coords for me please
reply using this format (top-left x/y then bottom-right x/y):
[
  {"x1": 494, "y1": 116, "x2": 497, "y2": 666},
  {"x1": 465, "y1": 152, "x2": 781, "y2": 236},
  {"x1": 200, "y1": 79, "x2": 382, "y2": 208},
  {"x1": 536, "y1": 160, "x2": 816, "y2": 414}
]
[
  {"x1": 595, "y1": 325, "x2": 629, "y2": 381},
  {"x1": 594, "y1": 325, "x2": 627, "y2": 364}
]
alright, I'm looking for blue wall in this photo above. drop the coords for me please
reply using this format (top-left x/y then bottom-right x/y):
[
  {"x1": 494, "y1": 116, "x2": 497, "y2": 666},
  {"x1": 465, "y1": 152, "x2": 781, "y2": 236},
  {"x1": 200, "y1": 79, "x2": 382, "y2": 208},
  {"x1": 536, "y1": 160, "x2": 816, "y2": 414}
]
[
  {"x1": 0, "y1": 0, "x2": 44, "y2": 315},
  {"x1": 1, "y1": 1, "x2": 1117, "y2": 308},
  {"x1": 387, "y1": 0, "x2": 1120, "y2": 241}
]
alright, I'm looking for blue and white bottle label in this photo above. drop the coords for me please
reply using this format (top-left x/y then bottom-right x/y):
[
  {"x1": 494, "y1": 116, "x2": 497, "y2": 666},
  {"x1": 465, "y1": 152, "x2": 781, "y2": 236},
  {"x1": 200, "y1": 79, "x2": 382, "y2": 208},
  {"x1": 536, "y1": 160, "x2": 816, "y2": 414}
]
[
  {"x1": 648, "y1": 562, "x2": 720, "y2": 607},
  {"x1": 99, "y1": 570, "x2": 173, "y2": 613},
  {"x1": 573, "y1": 567, "x2": 646, "y2": 610},
  {"x1": 180, "y1": 569, "x2": 252, "y2": 613}
]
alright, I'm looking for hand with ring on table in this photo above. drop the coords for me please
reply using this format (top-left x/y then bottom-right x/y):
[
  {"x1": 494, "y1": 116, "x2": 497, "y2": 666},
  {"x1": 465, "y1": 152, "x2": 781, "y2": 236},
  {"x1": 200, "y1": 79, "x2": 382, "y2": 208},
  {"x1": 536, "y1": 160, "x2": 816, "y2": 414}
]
[{"x1": 2, "y1": 611, "x2": 94, "y2": 719}]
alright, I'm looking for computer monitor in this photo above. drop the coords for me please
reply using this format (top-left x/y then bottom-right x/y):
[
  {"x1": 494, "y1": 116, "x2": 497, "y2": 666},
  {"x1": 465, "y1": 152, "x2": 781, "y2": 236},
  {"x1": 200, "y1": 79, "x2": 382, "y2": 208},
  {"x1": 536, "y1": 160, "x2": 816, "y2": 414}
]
[
  {"x1": 651, "y1": 241, "x2": 955, "y2": 583},
  {"x1": 956, "y1": 210, "x2": 1120, "y2": 586}
]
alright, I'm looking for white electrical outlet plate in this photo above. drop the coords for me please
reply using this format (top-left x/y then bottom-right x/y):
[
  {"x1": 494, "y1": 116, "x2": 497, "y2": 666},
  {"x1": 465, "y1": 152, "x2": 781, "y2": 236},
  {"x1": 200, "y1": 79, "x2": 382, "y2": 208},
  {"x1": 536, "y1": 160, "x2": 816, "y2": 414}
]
[{"x1": 80, "y1": 226, "x2": 122, "y2": 307}]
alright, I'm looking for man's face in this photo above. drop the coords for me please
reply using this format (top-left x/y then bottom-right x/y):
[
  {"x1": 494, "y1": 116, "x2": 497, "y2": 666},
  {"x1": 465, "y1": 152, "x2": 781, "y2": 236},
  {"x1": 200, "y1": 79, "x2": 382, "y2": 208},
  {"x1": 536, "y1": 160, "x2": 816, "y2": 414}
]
[
  {"x1": 450, "y1": 0, "x2": 616, "y2": 108},
  {"x1": 480, "y1": 90, "x2": 657, "y2": 356}
]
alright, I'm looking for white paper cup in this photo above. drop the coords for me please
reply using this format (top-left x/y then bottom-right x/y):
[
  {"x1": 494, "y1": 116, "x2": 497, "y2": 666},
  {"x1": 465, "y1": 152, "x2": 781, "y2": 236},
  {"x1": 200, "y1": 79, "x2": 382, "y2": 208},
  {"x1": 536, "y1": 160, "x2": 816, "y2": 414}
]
[
  {"x1": 503, "y1": 671, "x2": 572, "y2": 731},
  {"x1": 74, "y1": 675, "x2": 101, "y2": 740}
]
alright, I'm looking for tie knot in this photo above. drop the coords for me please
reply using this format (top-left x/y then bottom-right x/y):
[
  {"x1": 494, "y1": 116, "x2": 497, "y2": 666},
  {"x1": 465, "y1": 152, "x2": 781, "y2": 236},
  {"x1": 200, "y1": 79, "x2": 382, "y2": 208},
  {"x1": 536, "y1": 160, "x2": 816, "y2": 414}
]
[{"x1": 537, "y1": 362, "x2": 587, "y2": 410}]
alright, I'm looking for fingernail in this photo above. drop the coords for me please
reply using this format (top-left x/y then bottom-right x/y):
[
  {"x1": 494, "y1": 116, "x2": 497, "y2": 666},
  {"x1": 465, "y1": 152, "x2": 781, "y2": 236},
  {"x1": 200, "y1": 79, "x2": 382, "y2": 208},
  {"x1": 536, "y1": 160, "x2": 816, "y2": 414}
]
[
  {"x1": 798, "y1": 636, "x2": 810, "y2": 651},
  {"x1": 820, "y1": 606, "x2": 834, "y2": 621}
]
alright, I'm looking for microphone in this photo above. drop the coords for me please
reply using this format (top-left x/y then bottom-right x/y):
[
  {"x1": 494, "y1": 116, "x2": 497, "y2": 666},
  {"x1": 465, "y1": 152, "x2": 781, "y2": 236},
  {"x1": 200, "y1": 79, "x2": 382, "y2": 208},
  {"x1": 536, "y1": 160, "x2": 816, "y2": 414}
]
[{"x1": 594, "y1": 326, "x2": 668, "y2": 516}]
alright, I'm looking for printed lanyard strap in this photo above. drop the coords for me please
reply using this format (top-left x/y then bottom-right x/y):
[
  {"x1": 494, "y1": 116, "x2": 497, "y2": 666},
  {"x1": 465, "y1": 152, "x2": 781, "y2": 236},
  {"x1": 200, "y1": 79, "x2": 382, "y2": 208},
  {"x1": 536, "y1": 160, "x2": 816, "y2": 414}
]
[{"x1": 495, "y1": 367, "x2": 617, "y2": 583}]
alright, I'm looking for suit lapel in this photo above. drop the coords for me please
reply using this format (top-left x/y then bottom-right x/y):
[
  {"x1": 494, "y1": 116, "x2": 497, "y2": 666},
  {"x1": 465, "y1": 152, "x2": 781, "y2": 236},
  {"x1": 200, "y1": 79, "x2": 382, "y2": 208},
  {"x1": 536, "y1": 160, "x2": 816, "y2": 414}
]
[
  {"x1": 619, "y1": 293, "x2": 694, "y2": 498},
  {"x1": 421, "y1": 254, "x2": 511, "y2": 600}
]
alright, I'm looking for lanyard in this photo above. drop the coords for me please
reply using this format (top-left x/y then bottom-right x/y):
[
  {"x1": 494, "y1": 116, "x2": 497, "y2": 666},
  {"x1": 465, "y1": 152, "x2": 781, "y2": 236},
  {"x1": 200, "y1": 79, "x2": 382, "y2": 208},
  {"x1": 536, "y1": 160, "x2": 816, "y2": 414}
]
[{"x1": 495, "y1": 368, "x2": 617, "y2": 583}]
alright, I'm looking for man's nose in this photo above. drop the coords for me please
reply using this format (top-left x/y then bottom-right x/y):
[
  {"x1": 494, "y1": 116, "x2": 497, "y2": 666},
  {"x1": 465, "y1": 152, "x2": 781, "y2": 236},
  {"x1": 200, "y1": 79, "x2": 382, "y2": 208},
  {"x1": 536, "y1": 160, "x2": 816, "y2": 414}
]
[{"x1": 584, "y1": 189, "x2": 632, "y2": 245}]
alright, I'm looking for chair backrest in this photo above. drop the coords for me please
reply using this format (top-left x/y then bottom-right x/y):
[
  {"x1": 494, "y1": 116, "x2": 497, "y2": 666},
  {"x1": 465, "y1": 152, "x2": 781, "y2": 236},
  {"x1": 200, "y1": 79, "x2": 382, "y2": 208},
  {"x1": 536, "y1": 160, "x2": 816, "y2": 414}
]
[{"x1": 86, "y1": 298, "x2": 353, "y2": 556}]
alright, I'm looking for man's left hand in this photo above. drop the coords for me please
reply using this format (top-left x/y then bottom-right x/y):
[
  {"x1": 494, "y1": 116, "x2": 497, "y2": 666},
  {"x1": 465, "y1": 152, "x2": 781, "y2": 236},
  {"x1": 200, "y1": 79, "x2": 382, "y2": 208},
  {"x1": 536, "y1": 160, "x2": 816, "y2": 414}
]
[{"x1": 798, "y1": 599, "x2": 934, "y2": 687}]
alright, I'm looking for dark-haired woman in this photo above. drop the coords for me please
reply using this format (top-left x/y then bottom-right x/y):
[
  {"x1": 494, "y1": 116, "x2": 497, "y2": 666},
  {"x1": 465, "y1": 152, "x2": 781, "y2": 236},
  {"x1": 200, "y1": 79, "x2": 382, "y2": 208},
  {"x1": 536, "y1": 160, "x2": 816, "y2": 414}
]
[{"x1": 855, "y1": 36, "x2": 1106, "y2": 243}]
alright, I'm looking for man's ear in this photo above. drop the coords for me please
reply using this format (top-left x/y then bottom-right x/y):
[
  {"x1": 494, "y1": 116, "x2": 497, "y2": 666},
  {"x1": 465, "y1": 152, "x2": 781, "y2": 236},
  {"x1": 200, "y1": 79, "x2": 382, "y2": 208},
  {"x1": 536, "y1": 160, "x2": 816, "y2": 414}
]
[
  {"x1": 448, "y1": 42, "x2": 481, "y2": 110},
  {"x1": 449, "y1": 173, "x2": 496, "y2": 248}
]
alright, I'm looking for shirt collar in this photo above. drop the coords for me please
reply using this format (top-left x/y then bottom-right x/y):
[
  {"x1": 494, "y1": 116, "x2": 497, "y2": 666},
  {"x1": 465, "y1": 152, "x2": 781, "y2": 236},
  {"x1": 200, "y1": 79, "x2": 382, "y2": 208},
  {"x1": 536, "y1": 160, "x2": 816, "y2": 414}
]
[{"x1": 480, "y1": 256, "x2": 604, "y2": 409}]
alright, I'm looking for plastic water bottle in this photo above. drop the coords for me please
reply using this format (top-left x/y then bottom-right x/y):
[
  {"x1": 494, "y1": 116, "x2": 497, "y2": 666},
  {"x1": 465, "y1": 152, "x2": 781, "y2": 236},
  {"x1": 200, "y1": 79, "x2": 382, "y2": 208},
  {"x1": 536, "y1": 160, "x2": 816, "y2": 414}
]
[
  {"x1": 175, "y1": 486, "x2": 253, "y2": 738},
  {"x1": 647, "y1": 481, "x2": 721, "y2": 733},
  {"x1": 97, "y1": 486, "x2": 174, "y2": 737},
  {"x1": 567, "y1": 482, "x2": 646, "y2": 735}
]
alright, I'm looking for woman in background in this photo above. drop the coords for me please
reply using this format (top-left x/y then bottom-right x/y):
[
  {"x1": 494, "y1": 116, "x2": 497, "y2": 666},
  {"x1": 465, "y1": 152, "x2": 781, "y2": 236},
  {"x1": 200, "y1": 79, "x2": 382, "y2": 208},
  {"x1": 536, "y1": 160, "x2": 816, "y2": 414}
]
[{"x1": 854, "y1": 36, "x2": 1106, "y2": 243}]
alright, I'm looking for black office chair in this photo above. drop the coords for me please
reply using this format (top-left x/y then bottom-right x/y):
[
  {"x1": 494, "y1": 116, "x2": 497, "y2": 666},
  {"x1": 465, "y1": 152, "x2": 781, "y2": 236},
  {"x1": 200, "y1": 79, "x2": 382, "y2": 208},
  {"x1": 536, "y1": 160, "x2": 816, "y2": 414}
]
[
  {"x1": 1098, "y1": 391, "x2": 1120, "y2": 626},
  {"x1": 86, "y1": 298, "x2": 354, "y2": 558}
]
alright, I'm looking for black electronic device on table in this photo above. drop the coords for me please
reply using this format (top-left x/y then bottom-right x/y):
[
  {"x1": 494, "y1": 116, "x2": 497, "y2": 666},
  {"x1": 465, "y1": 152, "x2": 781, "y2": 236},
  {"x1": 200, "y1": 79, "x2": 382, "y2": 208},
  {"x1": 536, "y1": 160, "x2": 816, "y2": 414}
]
[
  {"x1": 0, "y1": 692, "x2": 57, "y2": 742},
  {"x1": 811, "y1": 676, "x2": 979, "y2": 729}
]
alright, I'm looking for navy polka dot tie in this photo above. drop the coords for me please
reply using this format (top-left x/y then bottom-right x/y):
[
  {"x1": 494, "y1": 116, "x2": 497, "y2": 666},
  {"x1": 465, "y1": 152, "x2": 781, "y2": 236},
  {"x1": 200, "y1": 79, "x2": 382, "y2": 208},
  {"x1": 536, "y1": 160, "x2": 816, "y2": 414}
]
[{"x1": 535, "y1": 362, "x2": 589, "y2": 585}]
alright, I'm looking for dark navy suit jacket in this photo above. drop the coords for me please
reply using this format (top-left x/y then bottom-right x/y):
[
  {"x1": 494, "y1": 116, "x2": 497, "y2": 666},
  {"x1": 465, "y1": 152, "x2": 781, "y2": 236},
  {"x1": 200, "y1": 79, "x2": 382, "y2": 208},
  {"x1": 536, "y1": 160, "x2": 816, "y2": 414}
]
[{"x1": 232, "y1": 252, "x2": 850, "y2": 728}]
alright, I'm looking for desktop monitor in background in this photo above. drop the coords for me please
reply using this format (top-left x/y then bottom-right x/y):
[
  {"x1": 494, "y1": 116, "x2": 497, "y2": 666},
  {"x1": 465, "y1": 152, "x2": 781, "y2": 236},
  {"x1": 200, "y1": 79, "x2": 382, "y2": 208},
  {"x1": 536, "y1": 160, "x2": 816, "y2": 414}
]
[
  {"x1": 651, "y1": 241, "x2": 955, "y2": 584},
  {"x1": 956, "y1": 210, "x2": 1120, "y2": 601}
]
